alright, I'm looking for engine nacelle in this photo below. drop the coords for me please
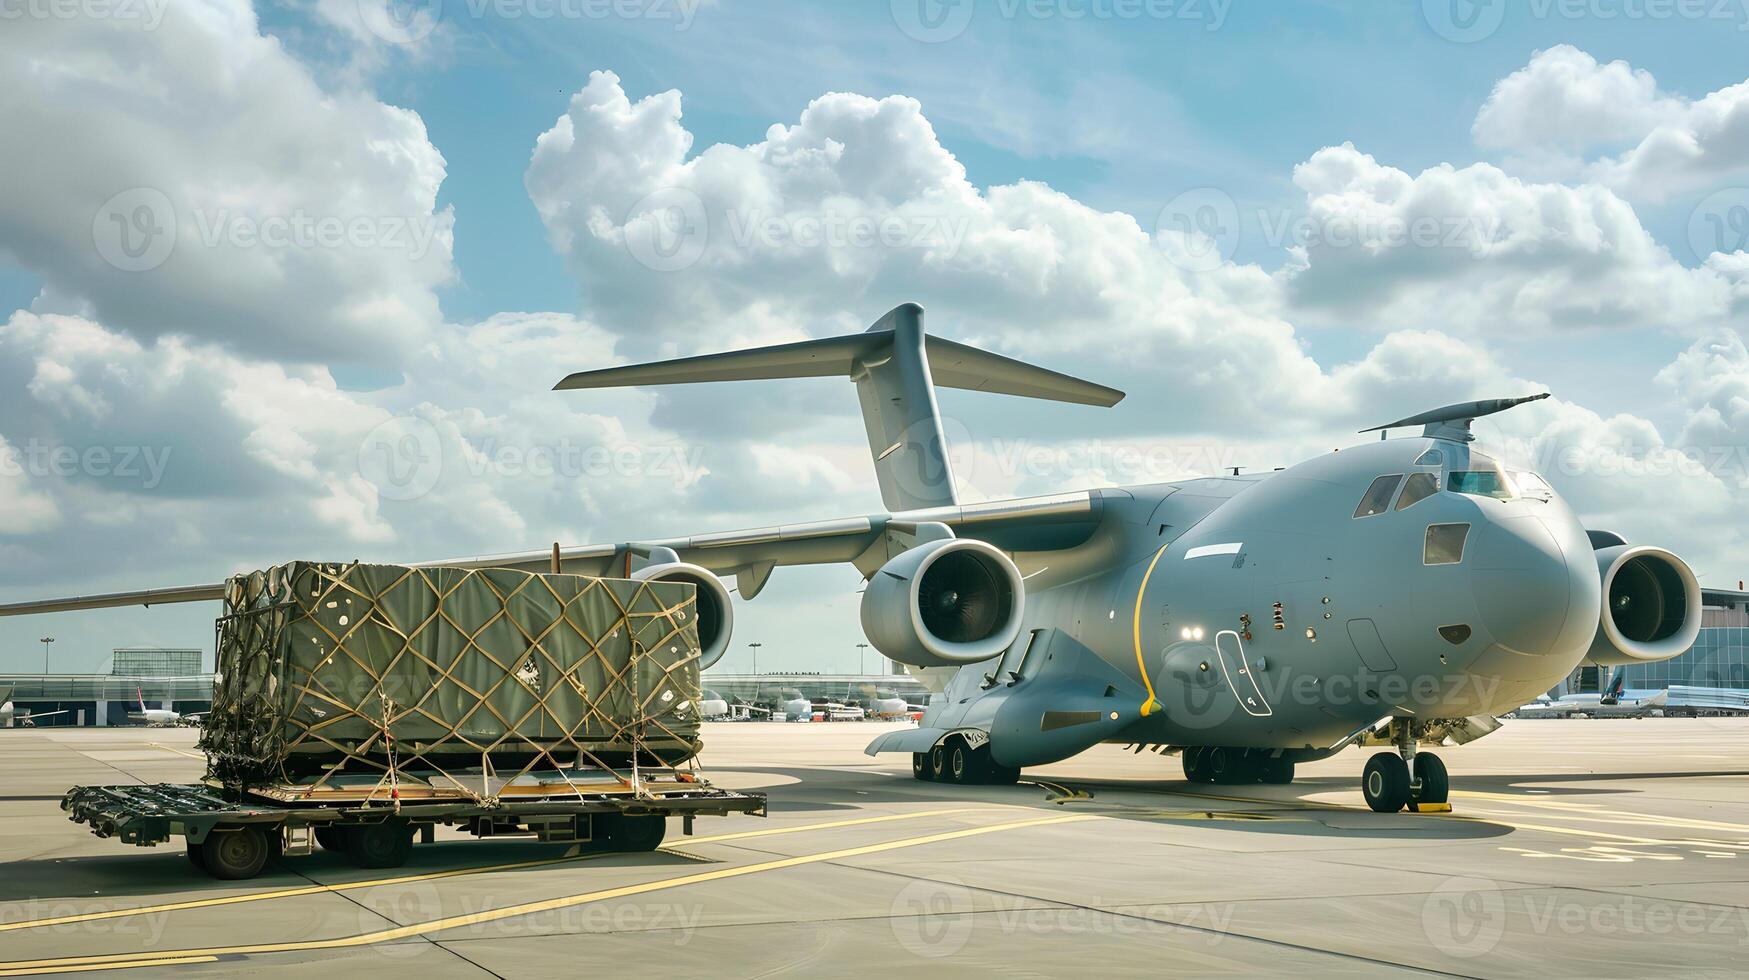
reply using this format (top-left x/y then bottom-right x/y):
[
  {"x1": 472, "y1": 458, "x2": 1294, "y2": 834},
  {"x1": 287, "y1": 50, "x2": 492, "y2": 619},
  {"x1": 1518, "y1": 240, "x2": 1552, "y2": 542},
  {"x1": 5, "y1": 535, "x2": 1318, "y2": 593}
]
[
  {"x1": 860, "y1": 538, "x2": 1025, "y2": 669},
  {"x1": 631, "y1": 562, "x2": 734, "y2": 670},
  {"x1": 1585, "y1": 545, "x2": 1702, "y2": 666}
]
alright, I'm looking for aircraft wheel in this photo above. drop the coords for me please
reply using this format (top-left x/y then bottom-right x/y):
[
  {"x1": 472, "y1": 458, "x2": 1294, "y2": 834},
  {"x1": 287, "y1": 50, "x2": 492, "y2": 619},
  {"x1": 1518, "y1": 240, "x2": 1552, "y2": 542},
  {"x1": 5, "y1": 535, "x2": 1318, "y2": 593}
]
[
  {"x1": 912, "y1": 752, "x2": 934, "y2": 781},
  {"x1": 1259, "y1": 755, "x2": 1295, "y2": 785},
  {"x1": 1183, "y1": 746, "x2": 1215, "y2": 784},
  {"x1": 1362, "y1": 753, "x2": 1411, "y2": 813},
  {"x1": 985, "y1": 757, "x2": 1021, "y2": 786},
  {"x1": 347, "y1": 819, "x2": 415, "y2": 869},
  {"x1": 1413, "y1": 753, "x2": 1450, "y2": 805},
  {"x1": 948, "y1": 740, "x2": 981, "y2": 784},
  {"x1": 928, "y1": 741, "x2": 953, "y2": 782},
  {"x1": 199, "y1": 825, "x2": 270, "y2": 880},
  {"x1": 1181, "y1": 747, "x2": 1202, "y2": 782},
  {"x1": 1206, "y1": 747, "x2": 1241, "y2": 784}
]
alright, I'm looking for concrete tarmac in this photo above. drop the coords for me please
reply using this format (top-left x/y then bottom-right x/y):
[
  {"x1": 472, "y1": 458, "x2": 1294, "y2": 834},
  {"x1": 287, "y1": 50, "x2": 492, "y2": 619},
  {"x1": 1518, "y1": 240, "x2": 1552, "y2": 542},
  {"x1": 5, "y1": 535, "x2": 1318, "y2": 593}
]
[{"x1": 1, "y1": 719, "x2": 1746, "y2": 978}]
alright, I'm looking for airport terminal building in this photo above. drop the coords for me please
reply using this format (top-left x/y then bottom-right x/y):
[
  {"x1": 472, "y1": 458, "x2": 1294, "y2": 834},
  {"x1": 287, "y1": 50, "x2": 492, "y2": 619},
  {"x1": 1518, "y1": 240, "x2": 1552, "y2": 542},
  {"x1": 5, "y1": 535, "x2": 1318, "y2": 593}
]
[{"x1": 1, "y1": 647, "x2": 211, "y2": 726}]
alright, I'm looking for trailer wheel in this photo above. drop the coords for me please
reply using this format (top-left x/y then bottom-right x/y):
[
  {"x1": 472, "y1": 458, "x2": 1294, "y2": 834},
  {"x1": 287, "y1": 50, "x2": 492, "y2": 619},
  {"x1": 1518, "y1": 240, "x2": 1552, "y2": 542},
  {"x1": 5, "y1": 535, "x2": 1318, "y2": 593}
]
[
  {"x1": 347, "y1": 819, "x2": 415, "y2": 869},
  {"x1": 595, "y1": 813, "x2": 667, "y2": 852},
  {"x1": 185, "y1": 840, "x2": 207, "y2": 871},
  {"x1": 199, "y1": 825, "x2": 270, "y2": 880},
  {"x1": 314, "y1": 826, "x2": 347, "y2": 852}
]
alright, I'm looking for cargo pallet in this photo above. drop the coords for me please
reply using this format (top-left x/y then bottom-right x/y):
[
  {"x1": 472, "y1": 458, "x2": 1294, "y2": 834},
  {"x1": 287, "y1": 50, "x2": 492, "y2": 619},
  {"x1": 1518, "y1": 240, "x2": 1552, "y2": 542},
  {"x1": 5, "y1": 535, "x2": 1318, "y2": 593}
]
[{"x1": 63, "y1": 767, "x2": 767, "y2": 880}]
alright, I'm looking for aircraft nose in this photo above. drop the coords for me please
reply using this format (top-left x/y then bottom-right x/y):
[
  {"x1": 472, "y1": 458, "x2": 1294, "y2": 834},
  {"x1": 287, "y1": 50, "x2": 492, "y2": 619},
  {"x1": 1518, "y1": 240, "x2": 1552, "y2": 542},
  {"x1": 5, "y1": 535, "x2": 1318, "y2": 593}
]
[{"x1": 1465, "y1": 515, "x2": 1584, "y2": 655}]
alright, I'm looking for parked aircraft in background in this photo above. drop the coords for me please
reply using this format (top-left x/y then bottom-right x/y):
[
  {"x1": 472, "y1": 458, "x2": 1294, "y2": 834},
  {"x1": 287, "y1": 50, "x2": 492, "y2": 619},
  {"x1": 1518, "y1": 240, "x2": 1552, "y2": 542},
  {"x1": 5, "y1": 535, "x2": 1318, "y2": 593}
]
[{"x1": 0, "y1": 701, "x2": 69, "y2": 728}]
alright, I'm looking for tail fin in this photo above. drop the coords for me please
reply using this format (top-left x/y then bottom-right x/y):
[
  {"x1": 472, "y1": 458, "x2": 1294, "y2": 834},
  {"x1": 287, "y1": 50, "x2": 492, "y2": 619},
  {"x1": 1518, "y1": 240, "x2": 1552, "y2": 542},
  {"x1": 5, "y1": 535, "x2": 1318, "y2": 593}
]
[{"x1": 555, "y1": 304, "x2": 1123, "y2": 511}]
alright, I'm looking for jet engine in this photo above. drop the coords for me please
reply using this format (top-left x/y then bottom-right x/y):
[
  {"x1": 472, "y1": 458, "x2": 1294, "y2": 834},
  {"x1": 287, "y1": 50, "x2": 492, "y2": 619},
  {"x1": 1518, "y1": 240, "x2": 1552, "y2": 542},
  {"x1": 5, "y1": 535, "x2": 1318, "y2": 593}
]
[
  {"x1": 860, "y1": 538, "x2": 1025, "y2": 669},
  {"x1": 631, "y1": 562, "x2": 734, "y2": 670},
  {"x1": 1585, "y1": 544, "x2": 1702, "y2": 666}
]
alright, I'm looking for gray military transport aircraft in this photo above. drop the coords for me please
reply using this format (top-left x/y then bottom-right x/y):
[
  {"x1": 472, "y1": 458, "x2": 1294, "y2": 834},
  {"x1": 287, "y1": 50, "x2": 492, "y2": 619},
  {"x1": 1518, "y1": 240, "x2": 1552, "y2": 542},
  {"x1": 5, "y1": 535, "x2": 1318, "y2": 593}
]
[{"x1": 0, "y1": 305, "x2": 1704, "y2": 812}]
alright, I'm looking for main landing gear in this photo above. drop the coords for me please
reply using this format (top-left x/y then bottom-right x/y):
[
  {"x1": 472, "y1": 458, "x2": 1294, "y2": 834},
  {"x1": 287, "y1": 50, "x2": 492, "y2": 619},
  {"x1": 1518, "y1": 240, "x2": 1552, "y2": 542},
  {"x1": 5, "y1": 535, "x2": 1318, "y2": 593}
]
[
  {"x1": 1361, "y1": 722, "x2": 1449, "y2": 813},
  {"x1": 912, "y1": 735, "x2": 1020, "y2": 786},
  {"x1": 1180, "y1": 746, "x2": 1295, "y2": 786}
]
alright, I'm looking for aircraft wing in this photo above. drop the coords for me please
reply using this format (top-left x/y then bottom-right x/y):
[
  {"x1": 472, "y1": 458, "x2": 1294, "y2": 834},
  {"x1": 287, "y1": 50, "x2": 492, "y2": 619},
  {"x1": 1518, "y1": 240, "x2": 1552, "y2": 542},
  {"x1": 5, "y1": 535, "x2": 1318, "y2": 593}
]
[
  {"x1": 0, "y1": 491, "x2": 1105, "y2": 616},
  {"x1": 23, "y1": 709, "x2": 70, "y2": 720}
]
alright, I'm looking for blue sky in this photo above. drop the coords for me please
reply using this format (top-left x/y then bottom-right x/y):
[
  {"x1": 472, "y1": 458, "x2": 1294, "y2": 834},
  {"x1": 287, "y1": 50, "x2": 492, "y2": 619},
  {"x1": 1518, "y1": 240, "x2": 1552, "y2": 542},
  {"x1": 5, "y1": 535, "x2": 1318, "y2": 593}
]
[{"x1": 3, "y1": 0, "x2": 1748, "y2": 673}]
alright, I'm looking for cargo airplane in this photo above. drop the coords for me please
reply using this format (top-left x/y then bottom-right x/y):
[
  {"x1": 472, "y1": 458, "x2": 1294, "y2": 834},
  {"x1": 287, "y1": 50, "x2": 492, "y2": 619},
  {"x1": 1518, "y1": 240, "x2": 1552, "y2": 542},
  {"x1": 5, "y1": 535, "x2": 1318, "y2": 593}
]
[{"x1": 0, "y1": 305, "x2": 1704, "y2": 812}]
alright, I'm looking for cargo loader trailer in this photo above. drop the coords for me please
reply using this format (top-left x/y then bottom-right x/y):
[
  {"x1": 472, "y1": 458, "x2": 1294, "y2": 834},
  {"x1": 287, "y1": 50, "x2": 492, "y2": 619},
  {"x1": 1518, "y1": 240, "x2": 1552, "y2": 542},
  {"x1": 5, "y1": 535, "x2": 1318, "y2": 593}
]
[{"x1": 63, "y1": 766, "x2": 767, "y2": 880}]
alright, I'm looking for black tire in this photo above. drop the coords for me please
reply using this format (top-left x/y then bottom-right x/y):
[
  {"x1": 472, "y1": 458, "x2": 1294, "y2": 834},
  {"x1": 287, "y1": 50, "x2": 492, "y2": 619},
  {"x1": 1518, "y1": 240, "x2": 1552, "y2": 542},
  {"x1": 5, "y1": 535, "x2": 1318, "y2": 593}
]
[
  {"x1": 616, "y1": 815, "x2": 668, "y2": 852},
  {"x1": 1413, "y1": 753, "x2": 1450, "y2": 804},
  {"x1": 1181, "y1": 747, "x2": 1206, "y2": 783},
  {"x1": 986, "y1": 761, "x2": 1021, "y2": 786},
  {"x1": 1207, "y1": 746, "x2": 1239, "y2": 784},
  {"x1": 928, "y1": 741, "x2": 952, "y2": 782},
  {"x1": 186, "y1": 839, "x2": 207, "y2": 871},
  {"x1": 949, "y1": 742, "x2": 974, "y2": 784},
  {"x1": 198, "y1": 825, "x2": 270, "y2": 880},
  {"x1": 1259, "y1": 755, "x2": 1295, "y2": 785},
  {"x1": 1362, "y1": 753, "x2": 1411, "y2": 813},
  {"x1": 314, "y1": 826, "x2": 347, "y2": 852},
  {"x1": 347, "y1": 819, "x2": 415, "y2": 869},
  {"x1": 912, "y1": 751, "x2": 933, "y2": 781}
]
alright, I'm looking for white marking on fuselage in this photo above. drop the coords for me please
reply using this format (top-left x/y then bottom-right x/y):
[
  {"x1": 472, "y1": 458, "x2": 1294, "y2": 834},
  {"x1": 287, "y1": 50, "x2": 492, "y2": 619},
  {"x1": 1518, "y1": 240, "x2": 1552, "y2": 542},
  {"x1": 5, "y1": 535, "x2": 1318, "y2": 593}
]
[{"x1": 1184, "y1": 542, "x2": 1243, "y2": 560}]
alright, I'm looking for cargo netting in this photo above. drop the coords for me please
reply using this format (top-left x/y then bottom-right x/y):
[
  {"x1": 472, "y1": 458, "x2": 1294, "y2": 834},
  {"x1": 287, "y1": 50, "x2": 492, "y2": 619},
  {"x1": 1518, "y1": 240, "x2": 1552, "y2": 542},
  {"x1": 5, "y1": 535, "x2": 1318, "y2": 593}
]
[{"x1": 200, "y1": 562, "x2": 704, "y2": 798}]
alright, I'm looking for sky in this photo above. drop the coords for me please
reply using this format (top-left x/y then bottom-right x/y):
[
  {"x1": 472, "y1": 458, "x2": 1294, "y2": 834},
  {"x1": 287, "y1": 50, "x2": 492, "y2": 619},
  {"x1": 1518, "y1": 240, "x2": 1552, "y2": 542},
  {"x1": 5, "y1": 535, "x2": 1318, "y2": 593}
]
[{"x1": 3, "y1": 0, "x2": 1749, "y2": 673}]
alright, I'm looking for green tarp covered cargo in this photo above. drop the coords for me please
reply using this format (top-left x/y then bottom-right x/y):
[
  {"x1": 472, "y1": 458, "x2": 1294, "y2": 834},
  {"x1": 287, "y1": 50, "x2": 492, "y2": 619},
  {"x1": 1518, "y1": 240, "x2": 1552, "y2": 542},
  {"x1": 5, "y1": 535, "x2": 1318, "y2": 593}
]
[{"x1": 201, "y1": 562, "x2": 703, "y2": 785}]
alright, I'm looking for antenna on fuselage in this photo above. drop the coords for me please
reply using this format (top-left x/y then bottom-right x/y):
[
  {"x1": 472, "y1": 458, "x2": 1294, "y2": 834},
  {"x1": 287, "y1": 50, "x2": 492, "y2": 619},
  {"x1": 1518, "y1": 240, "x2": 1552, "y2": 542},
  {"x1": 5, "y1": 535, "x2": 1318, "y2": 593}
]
[{"x1": 1360, "y1": 392, "x2": 1551, "y2": 443}]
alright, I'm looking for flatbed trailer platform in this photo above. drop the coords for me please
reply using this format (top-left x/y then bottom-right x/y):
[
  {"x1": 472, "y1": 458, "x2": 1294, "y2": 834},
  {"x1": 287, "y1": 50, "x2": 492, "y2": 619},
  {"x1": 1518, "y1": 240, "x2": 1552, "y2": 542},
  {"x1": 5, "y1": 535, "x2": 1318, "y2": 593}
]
[{"x1": 63, "y1": 772, "x2": 768, "y2": 880}]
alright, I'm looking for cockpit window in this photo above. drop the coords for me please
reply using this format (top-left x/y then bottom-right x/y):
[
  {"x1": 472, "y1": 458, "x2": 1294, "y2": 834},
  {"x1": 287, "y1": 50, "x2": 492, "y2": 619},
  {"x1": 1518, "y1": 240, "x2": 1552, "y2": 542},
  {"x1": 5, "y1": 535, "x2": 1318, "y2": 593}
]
[
  {"x1": 1424, "y1": 523, "x2": 1470, "y2": 565},
  {"x1": 1414, "y1": 449, "x2": 1444, "y2": 467},
  {"x1": 1395, "y1": 472, "x2": 1438, "y2": 511},
  {"x1": 1514, "y1": 470, "x2": 1554, "y2": 502},
  {"x1": 1354, "y1": 475, "x2": 1404, "y2": 518},
  {"x1": 1447, "y1": 462, "x2": 1517, "y2": 500}
]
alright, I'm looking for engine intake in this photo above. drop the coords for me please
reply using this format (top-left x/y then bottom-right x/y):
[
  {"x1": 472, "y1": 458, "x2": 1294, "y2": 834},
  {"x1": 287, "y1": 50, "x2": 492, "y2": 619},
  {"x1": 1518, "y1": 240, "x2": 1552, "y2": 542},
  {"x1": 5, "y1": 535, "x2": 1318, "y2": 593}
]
[
  {"x1": 1586, "y1": 544, "x2": 1702, "y2": 666},
  {"x1": 631, "y1": 562, "x2": 734, "y2": 670},
  {"x1": 860, "y1": 539, "x2": 1025, "y2": 669}
]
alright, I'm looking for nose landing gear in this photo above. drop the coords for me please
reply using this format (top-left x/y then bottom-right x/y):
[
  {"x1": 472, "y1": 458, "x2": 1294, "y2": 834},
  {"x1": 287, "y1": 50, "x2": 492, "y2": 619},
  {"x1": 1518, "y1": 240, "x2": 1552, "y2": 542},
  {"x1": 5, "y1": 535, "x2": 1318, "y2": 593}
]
[{"x1": 1362, "y1": 722, "x2": 1450, "y2": 813}]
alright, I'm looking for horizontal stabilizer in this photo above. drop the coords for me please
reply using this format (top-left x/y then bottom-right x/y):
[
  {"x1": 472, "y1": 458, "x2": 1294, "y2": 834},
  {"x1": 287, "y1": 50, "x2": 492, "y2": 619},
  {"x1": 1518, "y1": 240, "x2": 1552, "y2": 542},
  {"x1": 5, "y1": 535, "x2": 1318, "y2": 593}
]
[
  {"x1": 556, "y1": 329, "x2": 1123, "y2": 408},
  {"x1": 556, "y1": 303, "x2": 1124, "y2": 512}
]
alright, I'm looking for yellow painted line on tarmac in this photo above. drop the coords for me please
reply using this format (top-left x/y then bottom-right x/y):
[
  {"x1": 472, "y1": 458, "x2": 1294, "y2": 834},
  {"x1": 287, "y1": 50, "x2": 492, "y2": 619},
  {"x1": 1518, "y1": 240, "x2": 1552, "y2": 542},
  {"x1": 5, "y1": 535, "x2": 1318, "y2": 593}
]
[
  {"x1": 0, "y1": 812, "x2": 1096, "y2": 976},
  {"x1": 0, "y1": 807, "x2": 982, "y2": 935},
  {"x1": 18, "y1": 956, "x2": 220, "y2": 975}
]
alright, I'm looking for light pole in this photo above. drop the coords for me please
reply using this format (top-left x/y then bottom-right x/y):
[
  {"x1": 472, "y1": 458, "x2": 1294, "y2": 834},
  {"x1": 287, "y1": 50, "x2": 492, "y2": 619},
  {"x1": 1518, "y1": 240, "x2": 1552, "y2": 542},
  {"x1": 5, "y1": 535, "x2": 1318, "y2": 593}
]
[
  {"x1": 856, "y1": 642, "x2": 869, "y2": 675},
  {"x1": 747, "y1": 642, "x2": 763, "y2": 678},
  {"x1": 39, "y1": 637, "x2": 53, "y2": 674}
]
